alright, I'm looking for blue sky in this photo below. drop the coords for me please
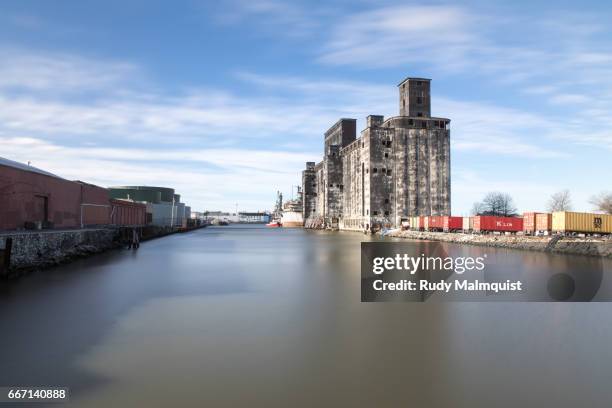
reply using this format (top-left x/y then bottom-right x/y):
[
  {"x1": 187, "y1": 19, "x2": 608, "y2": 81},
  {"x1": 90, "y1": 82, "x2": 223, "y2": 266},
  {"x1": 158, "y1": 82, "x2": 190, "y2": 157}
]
[{"x1": 0, "y1": 0, "x2": 611, "y2": 214}]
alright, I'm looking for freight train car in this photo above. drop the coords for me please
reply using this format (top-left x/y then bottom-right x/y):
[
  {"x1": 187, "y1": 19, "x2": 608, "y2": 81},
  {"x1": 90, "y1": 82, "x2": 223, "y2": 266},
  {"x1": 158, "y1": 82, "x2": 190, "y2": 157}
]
[
  {"x1": 443, "y1": 216, "x2": 463, "y2": 232},
  {"x1": 110, "y1": 199, "x2": 147, "y2": 226},
  {"x1": 523, "y1": 212, "x2": 538, "y2": 235},
  {"x1": 473, "y1": 216, "x2": 523, "y2": 233},
  {"x1": 523, "y1": 212, "x2": 552, "y2": 235},
  {"x1": 535, "y1": 213, "x2": 552, "y2": 234},
  {"x1": 409, "y1": 216, "x2": 418, "y2": 230},
  {"x1": 410, "y1": 216, "x2": 423, "y2": 231},
  {"x1": 552, "y1": 211, "x2": 612, "y2": 235},
  {"x1": 427, "y1": 216, "x2": 442, "y2": 231},
  {"x1": 428, "y1": 216, "x2": 462, "y2": 232},
  {"x1": 462, "y1": 216, "x2": 473, "y2": 233}
]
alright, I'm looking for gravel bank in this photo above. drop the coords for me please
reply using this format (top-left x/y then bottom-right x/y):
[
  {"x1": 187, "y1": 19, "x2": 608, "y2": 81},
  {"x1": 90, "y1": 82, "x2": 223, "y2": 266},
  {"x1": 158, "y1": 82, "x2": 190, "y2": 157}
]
[{"x1": 387, "y1": 230, "x2": 612, "y2": 258}]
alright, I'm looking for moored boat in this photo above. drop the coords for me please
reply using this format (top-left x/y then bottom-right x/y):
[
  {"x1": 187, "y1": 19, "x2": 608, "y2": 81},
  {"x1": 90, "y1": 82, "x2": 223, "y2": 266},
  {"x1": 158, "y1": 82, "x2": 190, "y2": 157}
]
[
  {"x1": 280, "y1": 186, "x2": 304, "y2": 228},
  {"x1": 266, "y1": 219, "x2": 282, "y2": 227}
]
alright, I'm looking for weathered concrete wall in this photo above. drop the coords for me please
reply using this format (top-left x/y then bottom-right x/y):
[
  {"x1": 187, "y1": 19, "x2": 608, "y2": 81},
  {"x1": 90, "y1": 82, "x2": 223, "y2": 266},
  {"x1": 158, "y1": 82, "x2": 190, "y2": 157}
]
[
  {"x1": 340, "y1": 139, "x2": 364, "y2": 230},
  {"x1": 301, "y1": 162, "x2": 316, "y2": 221},
  {"x1": 324, "y1": 118, "x2": 357, "y2": 153},
  {"x1": 399, "y1": 78, "x2": 431, "y2": 117},
  {"x1": 303, "y1": 76, "x2": 451, "y2": 232},
  {"x1": 0, "y1": 229, "x2": 120, "y2": 276},
  {"x1": 324, "y1": 146, "x2": 343, "y2": 225},
  {"x1": 304, "y1": 118, "x2": 358, "y2": 229}
]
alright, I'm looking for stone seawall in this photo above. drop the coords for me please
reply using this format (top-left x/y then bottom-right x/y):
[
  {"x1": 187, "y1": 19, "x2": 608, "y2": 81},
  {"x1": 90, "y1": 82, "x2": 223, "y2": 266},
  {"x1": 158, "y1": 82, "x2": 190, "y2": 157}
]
[
  {"x1": 0, "y1": 225, "x2": 205, "y2": 278},
  {"x1": 0, "y1": 229, "x2": 121, "y2": 277},
  {"x1": 387, "y1": 230, "x2": 612, "y2": 258}
]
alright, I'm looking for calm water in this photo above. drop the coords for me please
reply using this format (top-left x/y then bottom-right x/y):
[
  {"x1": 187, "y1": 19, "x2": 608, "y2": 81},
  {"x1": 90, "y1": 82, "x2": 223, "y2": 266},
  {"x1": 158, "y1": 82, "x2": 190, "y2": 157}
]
[{"x1": 1, "y1": 225, "x2": 612, "y2": 407}]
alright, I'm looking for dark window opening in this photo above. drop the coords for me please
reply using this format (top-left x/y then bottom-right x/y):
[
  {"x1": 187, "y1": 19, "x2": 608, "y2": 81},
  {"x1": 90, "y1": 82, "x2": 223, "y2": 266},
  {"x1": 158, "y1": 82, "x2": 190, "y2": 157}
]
[
  {"x1": 384, "y1": 211, "x2": 390, "y2": 216},
  {"x1": 373, "y1": 211, "x2": 378, "y2": 216},
  {"x1": 417, "y1": 112, "x2": 423, "y2": 117},
  {"x1": 421, "y1": 121, "x2": 427, "y2": 128},
  {"x1": 416, "y1": 96, "x2": 423, "y2": 105},
  {"x1": 408, "y1": 119, "x2": 414, "y2": 126},
  {"x1": 372, "y1": 168, "x2": 377, "y2": 173},
  {"x1": 384, "y1": 198, "x2": 389, "y2": 204},
  {"x1": 387, "y1": 169, "x2": 392, "y2": 175},
  {"x1": 384, "y1": 153, "x2": 389, "y2": 158}
]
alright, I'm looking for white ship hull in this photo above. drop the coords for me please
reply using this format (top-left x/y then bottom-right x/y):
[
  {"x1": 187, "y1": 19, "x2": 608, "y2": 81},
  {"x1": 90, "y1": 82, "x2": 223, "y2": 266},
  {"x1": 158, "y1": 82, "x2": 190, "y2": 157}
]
[{"x1": 281, "y1": 211, "x2": 303, "y2": 228}]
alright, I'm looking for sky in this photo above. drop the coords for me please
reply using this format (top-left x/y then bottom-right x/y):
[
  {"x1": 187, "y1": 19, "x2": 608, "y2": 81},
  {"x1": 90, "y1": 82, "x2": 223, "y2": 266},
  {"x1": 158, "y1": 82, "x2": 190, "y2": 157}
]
[{"x1": 0, "y1": 0, "x2": 611, "y2": 214}]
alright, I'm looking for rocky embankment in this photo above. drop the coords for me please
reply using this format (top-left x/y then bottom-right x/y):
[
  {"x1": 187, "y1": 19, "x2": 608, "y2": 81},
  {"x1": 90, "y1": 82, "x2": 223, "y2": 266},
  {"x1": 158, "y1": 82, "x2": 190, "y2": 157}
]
[{"x1": 387, "y1": 230, "x2": 612, "y2": 258}]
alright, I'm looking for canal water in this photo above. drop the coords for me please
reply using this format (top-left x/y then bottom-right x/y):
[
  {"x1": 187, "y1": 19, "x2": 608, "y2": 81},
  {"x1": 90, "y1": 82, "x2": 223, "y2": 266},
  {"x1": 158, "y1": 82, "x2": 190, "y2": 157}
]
[{"x1": 1, "y1": 225, "x2": 612, "y2": 407}]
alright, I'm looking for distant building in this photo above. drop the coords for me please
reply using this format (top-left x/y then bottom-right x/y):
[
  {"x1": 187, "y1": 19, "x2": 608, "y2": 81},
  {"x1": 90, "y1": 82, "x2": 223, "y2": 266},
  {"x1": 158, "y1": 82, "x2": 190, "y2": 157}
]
[
  {"x1": 239, "y1": 212, "x2": 270, "y2": 223},
  {"x1": 109, "y1": 185, "x2": 190, "y2": 228},
  {"x1": 303, "y1": 77, "x2": 451, "y2": 231},
  {"x1": 203, "y1": 211, "x2": 239, "y2": 223}
]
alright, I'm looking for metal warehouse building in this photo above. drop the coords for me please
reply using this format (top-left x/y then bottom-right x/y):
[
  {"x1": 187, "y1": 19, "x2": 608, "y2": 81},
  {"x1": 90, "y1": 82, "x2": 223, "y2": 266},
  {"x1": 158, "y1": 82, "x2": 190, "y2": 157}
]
[{"x1": 109, "y1": 186, "x2": 190, "y2": 227}]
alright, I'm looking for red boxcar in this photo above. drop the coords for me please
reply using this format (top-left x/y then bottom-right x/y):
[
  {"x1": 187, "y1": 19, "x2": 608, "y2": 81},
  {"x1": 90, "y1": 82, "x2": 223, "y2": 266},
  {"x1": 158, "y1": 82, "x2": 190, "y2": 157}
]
[
  {"x1": 110, "y1": 199, "x2": 147, "y2": 226},
  {"x1": 425, "y1": 216, "x2": 462, "y2": 232},
  {"x1": 419, "y1": 216, "x2": 425, "y2": 230},
  {"x1": 473, "y1": 216, "x2": 523, "y2": 233},
  {"x1": 427, "y1": 216, "x2": 442, "y2": 231},
  {"x1": 443, "y1": 216, "x2": 463, "y2": 232}
]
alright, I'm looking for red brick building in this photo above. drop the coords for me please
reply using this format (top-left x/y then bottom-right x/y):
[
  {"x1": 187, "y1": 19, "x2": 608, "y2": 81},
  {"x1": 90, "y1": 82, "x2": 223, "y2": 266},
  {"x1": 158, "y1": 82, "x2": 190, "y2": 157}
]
[{"x1": 0, "y1": 157, "x2": 113, "y2": 230}]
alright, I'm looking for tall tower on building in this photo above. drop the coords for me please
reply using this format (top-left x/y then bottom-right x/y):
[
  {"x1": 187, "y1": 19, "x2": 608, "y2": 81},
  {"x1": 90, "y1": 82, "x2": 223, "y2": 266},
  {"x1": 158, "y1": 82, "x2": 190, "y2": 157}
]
[{"x1": 398, "y1": 77, "x2": 431, "y2": 117}]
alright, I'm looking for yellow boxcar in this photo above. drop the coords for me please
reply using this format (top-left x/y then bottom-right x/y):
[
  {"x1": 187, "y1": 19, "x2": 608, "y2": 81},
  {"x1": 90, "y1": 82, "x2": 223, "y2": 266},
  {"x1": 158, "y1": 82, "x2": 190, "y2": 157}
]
[
  {"x1": 552, "y1": 211, "x2": 612, "y2": 234},
  {"x1": 410, "y1": 216, "x2": 419, "y2": 230}
]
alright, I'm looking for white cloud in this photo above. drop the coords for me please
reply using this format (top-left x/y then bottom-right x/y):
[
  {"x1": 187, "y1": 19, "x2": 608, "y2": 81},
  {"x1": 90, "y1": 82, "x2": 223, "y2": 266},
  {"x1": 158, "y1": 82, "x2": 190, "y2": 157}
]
[
  {"x1": 0, "y1": 44, "x2": 608, "y2": 212},
  {"x1": 319, "y1": 5, "x2": 478, "y2": 69},
  {"x1": 212, "y1": 0, "x2": 322, "y2": 37},
  {"x1": 0, "y1": 136, "x2": 315, "y2": 212},
  {"x1": 0, "y1": 47, "x2": 139, "y2": 93},
  {"x1": 548, "y1": 93, "x2": 590, "y2": 105}
]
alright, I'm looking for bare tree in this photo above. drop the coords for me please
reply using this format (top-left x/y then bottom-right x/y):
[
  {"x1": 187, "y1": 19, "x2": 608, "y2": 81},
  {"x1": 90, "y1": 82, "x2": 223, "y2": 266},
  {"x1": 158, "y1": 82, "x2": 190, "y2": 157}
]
[
  {"x1": 471, "y1": 202, "x2": 484, "y2": 215},
  {"x1": 589, "y1": 192, "x2": 612, "y2": 214},
  {"x1": 473, "y1": 192, "x2": 518, "y2": 217},
  {"x1": 547, "y1": 190, "x2": 572, "y2": 212}
]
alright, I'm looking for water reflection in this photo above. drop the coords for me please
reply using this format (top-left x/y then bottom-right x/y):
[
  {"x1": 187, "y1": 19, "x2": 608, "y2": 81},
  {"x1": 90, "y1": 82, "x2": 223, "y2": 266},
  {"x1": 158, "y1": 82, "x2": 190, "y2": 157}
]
[{"x1": 0, "y1": 226, "x2": 611, "y2": 407}]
